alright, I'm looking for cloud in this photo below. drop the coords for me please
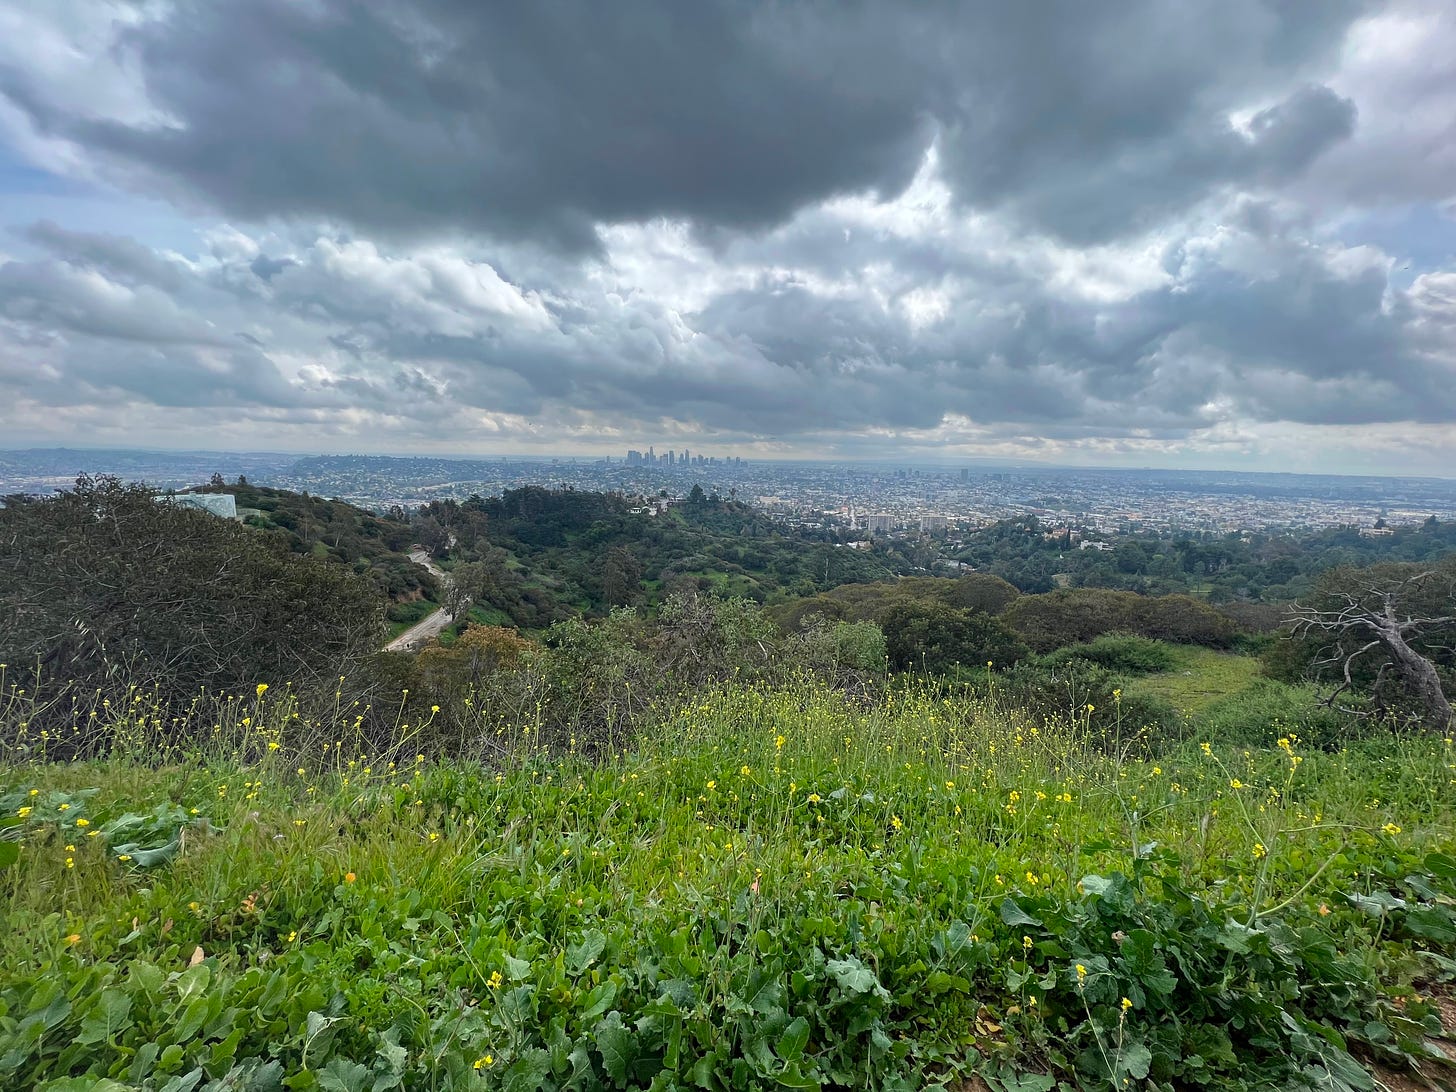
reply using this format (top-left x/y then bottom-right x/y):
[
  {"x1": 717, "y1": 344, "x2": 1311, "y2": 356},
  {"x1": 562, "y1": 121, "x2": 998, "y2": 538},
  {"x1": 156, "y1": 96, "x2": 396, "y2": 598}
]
[
  {"x1": 1, "y1": 1, "x2": 1454, "y2": 475},
  {"x1": 2, "y1": 188, "x2": 1451, "y2": 452},
  {"x1": 1, "y1": 1, "x2": 1373, "y2": 249}
]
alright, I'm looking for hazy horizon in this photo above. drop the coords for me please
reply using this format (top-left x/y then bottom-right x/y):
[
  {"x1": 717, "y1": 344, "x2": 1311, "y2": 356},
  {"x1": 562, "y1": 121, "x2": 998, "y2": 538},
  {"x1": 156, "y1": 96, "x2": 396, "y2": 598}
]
[{"x1": 6, "y1": 442, "x2": 1456, "y2": 485}]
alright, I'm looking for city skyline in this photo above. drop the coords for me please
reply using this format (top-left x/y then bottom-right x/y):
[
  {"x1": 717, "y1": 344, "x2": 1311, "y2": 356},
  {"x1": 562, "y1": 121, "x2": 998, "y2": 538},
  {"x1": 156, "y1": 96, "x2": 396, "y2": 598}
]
[
  {"x1": 8, "y1": 448, "x2": 1456, "y2": 540},
  {"x1": 7, "y1": 439, "x2": 1456, "y2": 484}
]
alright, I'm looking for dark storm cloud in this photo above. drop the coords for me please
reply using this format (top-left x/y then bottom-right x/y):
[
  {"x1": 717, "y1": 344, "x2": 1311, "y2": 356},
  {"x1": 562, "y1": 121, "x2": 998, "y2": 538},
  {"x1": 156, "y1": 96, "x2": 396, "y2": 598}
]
[
  {"x1": 2, "y1": 0, "x2": 1454, "y2": 465},
  {"x1": 1, "y1": 0, "x2": 1369, "y2": 248}
]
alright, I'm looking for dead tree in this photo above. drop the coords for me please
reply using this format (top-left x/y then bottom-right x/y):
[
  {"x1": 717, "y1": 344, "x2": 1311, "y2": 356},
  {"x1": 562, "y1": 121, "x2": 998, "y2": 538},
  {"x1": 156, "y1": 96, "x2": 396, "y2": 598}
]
[{"x1": 1287, "y1": 568, "x2": 1455, "y2": 733}]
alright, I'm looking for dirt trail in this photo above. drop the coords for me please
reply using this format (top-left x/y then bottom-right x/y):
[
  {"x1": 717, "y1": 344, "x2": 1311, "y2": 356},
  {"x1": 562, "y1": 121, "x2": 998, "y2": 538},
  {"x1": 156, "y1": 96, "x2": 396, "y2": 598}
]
[{"x1": 383, "y1": 548, "x2": 452, "y2": 652}]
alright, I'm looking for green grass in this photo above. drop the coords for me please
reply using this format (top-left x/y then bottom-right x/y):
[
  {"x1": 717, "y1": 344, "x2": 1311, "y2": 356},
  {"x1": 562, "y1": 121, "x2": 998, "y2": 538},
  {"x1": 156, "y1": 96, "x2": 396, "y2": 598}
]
[
  {"x1": 386, "y1": 599, "x2": 440, "y2": 641},
  {"x1": 1124, "y1": 646, "x2": 1265, "y2": 714},
  {"x1": 2, "y1": 681, "x2": 1455, "y2": 1090},
  {"x1": 467, "y1": 603, "x2": 513, "y2": 628}
]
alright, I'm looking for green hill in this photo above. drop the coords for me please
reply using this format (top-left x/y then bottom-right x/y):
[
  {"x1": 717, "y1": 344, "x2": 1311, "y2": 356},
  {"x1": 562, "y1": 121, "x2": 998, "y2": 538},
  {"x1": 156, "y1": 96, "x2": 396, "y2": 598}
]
[{"x1": 414, "y1": 485, "x2": 912, "y2": 630}]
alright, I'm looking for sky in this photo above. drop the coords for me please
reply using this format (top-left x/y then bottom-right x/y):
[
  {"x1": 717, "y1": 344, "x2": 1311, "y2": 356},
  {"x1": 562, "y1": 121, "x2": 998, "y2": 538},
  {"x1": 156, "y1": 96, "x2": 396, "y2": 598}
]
[{"x1": 1, "y1": 1, "x2": 1455, "y2": 475}]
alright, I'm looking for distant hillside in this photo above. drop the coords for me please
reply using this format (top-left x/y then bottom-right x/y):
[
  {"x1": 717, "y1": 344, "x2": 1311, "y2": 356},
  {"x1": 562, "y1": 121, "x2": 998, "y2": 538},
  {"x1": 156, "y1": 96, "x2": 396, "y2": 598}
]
[
  {"x1": 194, "y1": 481, "x2": 438, "y2": 607},
  {"x1": 415, "y1": 485, "x2": 914, "y2": 630},
  {"x1": 947, "y1": 514, "x2": 1456, "y2": 600}
]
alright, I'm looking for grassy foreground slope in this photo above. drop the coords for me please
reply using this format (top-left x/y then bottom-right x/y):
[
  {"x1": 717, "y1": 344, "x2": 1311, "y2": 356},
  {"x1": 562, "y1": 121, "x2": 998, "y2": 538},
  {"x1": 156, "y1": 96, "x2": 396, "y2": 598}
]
[
  {"x1": 3, "y1": 682, "x2": 1456, "y2": 1091},
  {"x1": 1121, "y1": 647, "x2": 1265, "y2": 715}
]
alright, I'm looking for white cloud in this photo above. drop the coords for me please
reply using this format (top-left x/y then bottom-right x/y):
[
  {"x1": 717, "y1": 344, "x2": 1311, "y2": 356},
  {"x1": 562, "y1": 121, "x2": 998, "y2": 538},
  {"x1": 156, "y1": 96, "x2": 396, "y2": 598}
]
[{"x1": 0, "y1": 1, "x2": 1454, "y2": 476}]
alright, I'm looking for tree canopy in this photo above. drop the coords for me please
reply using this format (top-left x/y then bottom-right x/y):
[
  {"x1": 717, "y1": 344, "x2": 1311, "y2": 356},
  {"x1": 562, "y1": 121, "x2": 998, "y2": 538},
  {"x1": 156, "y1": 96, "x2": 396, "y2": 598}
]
[{"x1": 0, "y1": 476, "x2": 382, "y2": 711}]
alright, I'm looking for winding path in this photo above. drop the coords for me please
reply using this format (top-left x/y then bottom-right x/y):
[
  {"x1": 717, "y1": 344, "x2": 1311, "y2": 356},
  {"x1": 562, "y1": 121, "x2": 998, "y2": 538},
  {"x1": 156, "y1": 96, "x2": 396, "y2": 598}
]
[{"x1": 383, "y1": 548, "x2": 453, "y2": 652}]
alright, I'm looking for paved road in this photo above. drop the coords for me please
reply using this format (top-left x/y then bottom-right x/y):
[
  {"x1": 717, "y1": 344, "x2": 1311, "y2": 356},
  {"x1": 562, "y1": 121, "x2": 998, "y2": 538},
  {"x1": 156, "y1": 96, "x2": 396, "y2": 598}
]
[{"x1": 383, "y1": 548, "x2": 453, "y2": 652}]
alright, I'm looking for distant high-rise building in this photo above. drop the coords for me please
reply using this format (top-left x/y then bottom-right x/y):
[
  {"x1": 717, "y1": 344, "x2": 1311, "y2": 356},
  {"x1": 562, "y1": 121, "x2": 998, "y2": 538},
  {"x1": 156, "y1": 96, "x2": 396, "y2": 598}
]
[
  {"x1": 868, "y1": 513, "x2": 894, "y2": 533},
  {"x1": 959, "y1": 468, "x2": 969, "y2": 481},
  {"x1": 920, "y1": 515, "x2": 949, "y2": 532}
]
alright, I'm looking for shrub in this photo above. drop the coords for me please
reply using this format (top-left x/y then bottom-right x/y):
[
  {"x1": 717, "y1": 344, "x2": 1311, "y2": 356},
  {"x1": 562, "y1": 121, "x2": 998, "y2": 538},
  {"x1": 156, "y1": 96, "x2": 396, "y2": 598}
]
[
  {"x1": 990, "y1": 660, "x2": 1182, "y2": 750},
  {"x1": 881, "y1": 601, "x2": 1029, "y2": 674},
  {"x1": 1003, "y1": 589, "x2": 1238, "y2": 654},
  {"x1": 0, "y1": 476, "x2": 382, "y2": 730},
  {"x1": 1190, "y1": 679, "x2": 1376, "y2": 750},
  {"x1": 788, "y1": 619, "x2": 888, "y2": 692},
  {"x1": 1041, "y1": 635, "x2": 1179, "y2": 676}
]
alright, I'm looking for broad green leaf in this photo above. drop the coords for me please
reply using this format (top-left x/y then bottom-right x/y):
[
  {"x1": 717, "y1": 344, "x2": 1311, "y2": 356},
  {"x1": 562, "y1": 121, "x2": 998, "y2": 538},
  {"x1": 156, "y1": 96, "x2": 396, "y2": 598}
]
[
  {"x1": 774, "y1": 1060, "x2": 824, "y2": 1089},
  {"x1": 777, "y1": 1017, "x2": 810, "y2": 1063},
  {"x1": 925, "y1": 970, "x2": 970, "y2": 995},
  {"x1": 317, "y1": 1057, "x2": 372, "y2": 1092},
  {"x1": 1404, "y1": 907, "x2": 1456, "y2": 943},
  {"x1": 77, "y1": 989, "x2": 132, "y2": 1046},
  {"x1": 375, "y1": 1028, "x2": 408, "y2": 1073},
  {"x1": 501, "y1": 1048, "x2": 552, "y2": 1092},
  {"x1": 998, "y1": 898, "x2": 1042, "y2": 928},
  {"x1": 1424, "y1": 851, "x2": 1456, "y2": 880},
  {"x1": 111, "y1": 838, "x2": 180, "y2": 868},
  {"x1": 826, "y1": 957, "x2": 883, "y2": 996},
  {"x1": 566, "y1": 931, "x2": 606, "y2": 975},
  {"x1": 578, "y1": 981, "x2": 619, "y2": 1021},
  {"x1": 176, "y1": 962, "x2": 212, "y2": 1004},
  {"x1": 502, "y1": 955, "x2": 531, "y2": 981},
  {"x1": 985, "y1": 1066, "x2": 1055, "y2": 1092},
  {"x1": 1117, "y1": 1042, "x2": 1152, "y2": 1081},
  {"x1": 595, "y1": 1013, "x2": 635, "y2": 1083},
  {"x1": 158, "y1": 1068, "x2": 205, "y2": 1092},
  {"x1": 1347, "y1": 891, "x2": 1406, "y2": 915}
]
